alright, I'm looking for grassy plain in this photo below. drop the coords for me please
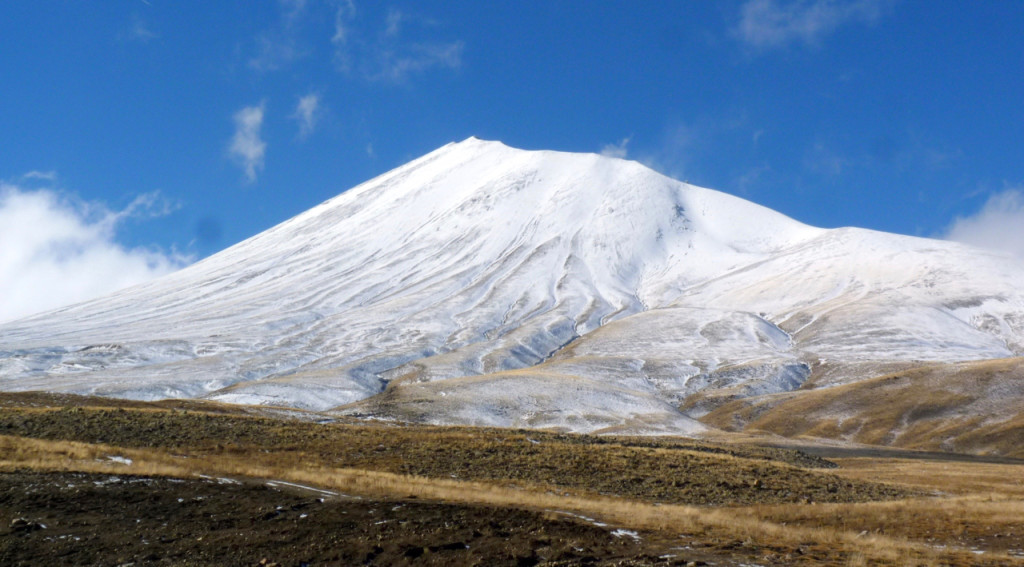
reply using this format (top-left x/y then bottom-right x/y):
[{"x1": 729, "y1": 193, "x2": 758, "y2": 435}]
[{"x1": 2, "y1": 392, "x2": 1023, "y2": 565}]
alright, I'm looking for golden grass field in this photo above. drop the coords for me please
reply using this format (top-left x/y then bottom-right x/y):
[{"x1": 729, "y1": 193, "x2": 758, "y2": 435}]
[{"x1": 1, "y1": 392, "x2": 1023, "y2": 565}]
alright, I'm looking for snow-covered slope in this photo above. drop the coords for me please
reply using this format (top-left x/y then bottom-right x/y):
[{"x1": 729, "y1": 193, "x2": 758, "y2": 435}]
[{"x1": 2, "y1": 138, "x2": 1023, "y2": 434}]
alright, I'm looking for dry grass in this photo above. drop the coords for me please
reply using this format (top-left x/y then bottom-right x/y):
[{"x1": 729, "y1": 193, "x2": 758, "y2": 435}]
[
  {"x1": 831, "y1": 456, "x2": 1024, "y2": 497},
  {"x1": 1, "y1": 434, "x2": 1008, "y2": 566},
  {"x1": 3, "y1": 393, "x2": 1024, "y2": 566},
  {"x1": 749, "y1": 496, "x2": 1024, "y2": 539},
  {"x1": 3, "y1": 452, "x2": 1023, "y2": 562},
  {"x1": 703, "y1": 357, "x2": 1024, "y2": 458},
  {"x1": 0, "y1": 402, "x2": 910, "y2": 506}
]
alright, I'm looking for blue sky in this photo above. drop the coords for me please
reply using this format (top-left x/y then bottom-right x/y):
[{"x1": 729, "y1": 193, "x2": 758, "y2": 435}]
[{"x1": 2, "y1": 1, "x2": 1023, "y2": 322}]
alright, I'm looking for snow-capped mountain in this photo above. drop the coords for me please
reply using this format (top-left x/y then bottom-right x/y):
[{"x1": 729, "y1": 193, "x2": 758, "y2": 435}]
[{"x1": 2, "y1": 138, "x2": 1023, "y2": 434}]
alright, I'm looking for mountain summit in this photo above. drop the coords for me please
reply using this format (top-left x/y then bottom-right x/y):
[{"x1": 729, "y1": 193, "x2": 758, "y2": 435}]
[{"x1": 2, "y1": 138, "x2": 1023, "y2": 434}]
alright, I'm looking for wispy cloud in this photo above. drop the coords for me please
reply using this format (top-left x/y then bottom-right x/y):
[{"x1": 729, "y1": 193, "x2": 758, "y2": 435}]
[
  {"x1": 127, "y1": 14, "x2": 158, "y2": 42},
  {"x1": 21, "y1": 170, "x2": 58, "y2": 182},
  {"x1": 734, "y1": 0, "x2": 888, "y2": 49},
  {"x1": 331, "y1": 3, "x2": 463, "y2": 82},
  {"x1": 251, "y1": 1, "x2": 461, "y2": 82},
  {"x1": 384, "y1": 7, "x2": 403, "y2": 38},
  {"x1": 332, "y1": 0, "x2": 357, "y2": 43},
  {"x1": 281, "y1": 0, "x2": 308, "y2": 24},
  {"x1": 291, "y1": 93, "x2": 321, "y2": 139},
  {"x1": 249, "y1": 35, "x2": 304, "y2": 72},
  {"x1": 372, "y1": 40, "x2": 463, "y2": 82},
  {"x1": 803, "y1": 141, "x2": 850, "y2": 177},
  {"x1": 600, "y1": 137, "x2": 632, "y2": 159},
  {"x1": 944, "y1": 188, "x2": 1024, "y2": 258},
  {"x1": 634, "y1": 122, "x2": 699, "y2": 181},
  {"x1": 0, "y1": 182, "x2": 189, "y2": 323},
  {"x1": 734, "y1": 164, "x2": 772, "y2": 195},
  {"x1": 248, "y1": 0, "x2": 313, "y2": 71},
  {"x1": 229, "y1": 104, "x2": 267, "y2": 183},
  {"x1": 116, "y1": 191, "x2": 182, "y2": 221},
  {"x1": 331, "y1": 0, "x2": 357, "y2": 71}
]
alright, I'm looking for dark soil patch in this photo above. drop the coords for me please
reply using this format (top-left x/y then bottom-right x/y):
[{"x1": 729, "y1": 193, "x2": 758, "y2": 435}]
[{"x1": 0, "y1": 471, "x2": 710, "y2": 566}]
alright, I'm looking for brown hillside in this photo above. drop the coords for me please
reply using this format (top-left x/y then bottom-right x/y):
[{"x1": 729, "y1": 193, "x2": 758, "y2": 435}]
[{"x1": 702, "y1": 357, "x2": 1024, "y2": 458}]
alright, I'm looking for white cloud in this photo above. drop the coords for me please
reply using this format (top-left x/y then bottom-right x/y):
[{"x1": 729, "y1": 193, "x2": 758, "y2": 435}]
[
  {"x1": 291, "y1": 93, "x2": 321, "y2": 139},
  {"x1": 247, "y1": 0, "x2": 313, "y2": 71},
  {"x1": 384, "y1": 7, "x2": 403, "y2": 38},
  {"x1": 735, "y1": 0, "x2": 887, "y2": 49},
  {"x1": 249, "y1": 35, "x2": 304, "y2": 72},
  {"x1": 0, "y1": 183, "x2": 189, "y2": 324},
  {"x1": 281, "y1": 0, "x2": 308, "y2": 24},
  {"x1": 331, "y1": 2, "x2": 462, "y2": 82},
  {"x1": 251, "y1": 0, "x2": 460, "y2": 81},
  {"x1": 803, "y1": 142, "x2": 850, "y2": 177},
  {"x1": 229, "y1": 104, "x2": 267, "y2": 183},
  {"x1": 373, "y1": 41, "x2": 463, "y2": 82},
  {"x1": 21, "y1": 170, "x2": 58, "y2": 182},
  {"x1": 332, "y1": 0, "x2": 357, "y2": 43},
  {"x1": 128, "y1": 14, "x2": 158, "y2": 42},
  {"x1": 944, "y1": 188, "x2": 1024, "y2": 258},
  {"x1": 734, "y1": 164, "x2": 771, "y2": 195},
  {"x1": 600, "y1": 137, "x2": 632, "y2": 159},
  {"x1": 634, "y1": 123, "x2": 697, "y2": 181},
  {"x1": 331, "y1": 0, "x2": 358, "y2": 71}
]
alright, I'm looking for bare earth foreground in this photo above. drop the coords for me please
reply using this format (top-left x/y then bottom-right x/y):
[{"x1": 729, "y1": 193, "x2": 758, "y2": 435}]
[{"x1": 2, "y1": 393, "x2": 1024, "y2": 566}]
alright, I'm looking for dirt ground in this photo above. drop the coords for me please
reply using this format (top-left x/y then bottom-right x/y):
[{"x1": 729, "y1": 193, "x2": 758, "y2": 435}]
[
  {"x1": 1, "y1": 470, "x2": 734, "y2": 567},
  {"x1": 2, "y1": 393, "x2": 1020, "y2": 566}
]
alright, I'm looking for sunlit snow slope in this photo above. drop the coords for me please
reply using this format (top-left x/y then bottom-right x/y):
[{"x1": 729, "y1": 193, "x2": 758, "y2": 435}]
[{"x1": 2, "y1": 138, "x2": 1023, "y2": 434}]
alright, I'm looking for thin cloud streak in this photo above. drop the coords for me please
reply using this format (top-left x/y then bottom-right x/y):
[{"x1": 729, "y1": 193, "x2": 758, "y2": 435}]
[
  {"x1": 21, "y1": 170, "x2": 58, "y2": 182},
  {"x1": 248, "y1": 0, "x2": 312, "y2": 71},
  {"x1": 803, "y1": 141, "x2": 850, "y2": 177},
  {"x1": 281, "y1": 0, "x2": 308, "y2": 25},
  {"x1": 229, "y1": 104, "x2": 267, "y2": 183},
  {"x1": 372, "y1": 41, "x2": 463, "y2": 82},
  {"x1": 128, "y1": 14, "x2": 158, "y2": 42},
  {"x1": 735, "y1": 0, "x2": 888, "y2": 49},
  {"x1": 331, "y1": 2, "x2": 463, "y2": 82},
  {"x1": 384, "y1": 7, "x2": 403, "y2": 38},
  {"x1": 249, "y1": 35, "x2": 304, "y2": 72},
  {"x1": 331, "y1": 0, "x2": 357, "y2": 71}
]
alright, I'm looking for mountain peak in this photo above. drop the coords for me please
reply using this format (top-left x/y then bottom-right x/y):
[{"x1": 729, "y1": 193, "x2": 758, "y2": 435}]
[{"x1": 1, "y1": 141, "x2": 1023, "y2": 435}]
